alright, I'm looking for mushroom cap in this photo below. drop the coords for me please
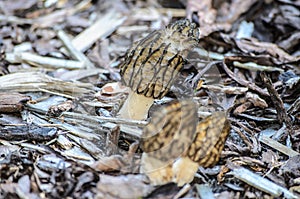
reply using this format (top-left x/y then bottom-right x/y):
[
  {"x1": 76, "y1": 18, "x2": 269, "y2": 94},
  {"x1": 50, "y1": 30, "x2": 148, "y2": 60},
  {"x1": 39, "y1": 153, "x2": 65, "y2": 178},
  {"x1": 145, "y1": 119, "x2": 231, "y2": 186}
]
[
  {"x1": 120, "y1": 19, "x2": 199, "y2": 99},
  {"x1": 140, "y1": 99, "x2": 198, "y2": 162},
  {"x1": 187, "y1": 111, "x2": 230, "y2": 167}
]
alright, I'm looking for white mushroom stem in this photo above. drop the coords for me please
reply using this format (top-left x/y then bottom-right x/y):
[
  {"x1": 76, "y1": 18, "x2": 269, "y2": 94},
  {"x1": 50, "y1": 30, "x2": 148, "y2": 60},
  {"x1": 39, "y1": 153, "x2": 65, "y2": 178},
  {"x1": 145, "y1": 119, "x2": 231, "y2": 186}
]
[{"x1": 117, "y1": 91, "x2": 154, "y2": 120}]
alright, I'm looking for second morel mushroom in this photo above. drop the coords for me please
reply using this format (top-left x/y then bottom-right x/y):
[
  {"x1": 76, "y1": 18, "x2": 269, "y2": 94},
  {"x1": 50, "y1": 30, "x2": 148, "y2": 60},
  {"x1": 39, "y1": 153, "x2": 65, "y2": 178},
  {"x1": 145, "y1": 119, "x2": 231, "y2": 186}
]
[
  {"x1": 118, "y1": 19, "x2": 200, "y2": 120},
  {"x1": 140, "y1": 100, "x2": 230, "y2": 186}
]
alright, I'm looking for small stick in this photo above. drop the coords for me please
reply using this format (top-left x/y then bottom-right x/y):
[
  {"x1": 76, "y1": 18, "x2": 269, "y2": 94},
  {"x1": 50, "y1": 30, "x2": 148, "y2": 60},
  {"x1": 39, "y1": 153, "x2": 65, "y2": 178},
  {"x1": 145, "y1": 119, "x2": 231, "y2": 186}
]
[
  {"x1": 62, "y1": 112, "x2": 147, "y2": 127},
  {"x1": 233, "y1": 61, "x2": 284, "y2": 72},
  {"x1": 259, "y1": 135, "x2": 299, "y2": 157},
  {"x1": 72, "y1": 11, "x2": 126, "y2": 52},
  {"x1": 260, "y1": 72, "x2": 293, "y2": 135},
  {"x1": 6, "y1": 52, "x2": 84, "y2": 69},
  {"x1": 57, "y1": 30, "x2": 95, "y2": 69}
]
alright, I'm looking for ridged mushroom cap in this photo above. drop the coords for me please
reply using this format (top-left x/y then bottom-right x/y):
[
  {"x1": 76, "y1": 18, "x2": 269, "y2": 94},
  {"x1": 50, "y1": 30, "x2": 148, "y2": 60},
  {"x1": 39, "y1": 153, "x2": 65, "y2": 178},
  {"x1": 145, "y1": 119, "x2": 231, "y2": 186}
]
[{"x1": 120, "y1": 19, "x2": 199, "y2": 99}]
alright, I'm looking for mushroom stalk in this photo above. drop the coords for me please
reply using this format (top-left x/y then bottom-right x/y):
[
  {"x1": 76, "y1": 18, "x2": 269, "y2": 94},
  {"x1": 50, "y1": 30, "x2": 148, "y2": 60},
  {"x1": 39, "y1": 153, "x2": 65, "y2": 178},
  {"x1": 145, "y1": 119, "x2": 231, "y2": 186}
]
[{"x1": 117, "y1": 91, "x2": 154, "y2": 120}]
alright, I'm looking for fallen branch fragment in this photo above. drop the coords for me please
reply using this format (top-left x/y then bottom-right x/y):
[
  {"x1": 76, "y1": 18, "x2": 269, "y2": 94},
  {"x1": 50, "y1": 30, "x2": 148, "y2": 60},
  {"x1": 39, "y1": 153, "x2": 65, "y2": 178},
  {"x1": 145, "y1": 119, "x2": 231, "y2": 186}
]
[
  {"x1": 201, "y1": 84, "x2": 248, "y2": 95},
  {"x1": 259, "y1": 135, "x2": 299, "y2": 157},
  {"x1": 0, "y1": 124, "x2": 57, "y2": 141},
  {"x1": 0, "y1": 72, "x2": 94, "y2": 96},
  {"x1": 6, "y1": 52, "x2": 85, "y2": 69},
  {"x1": 61, "y1": 112, "x2": 145, "y2": 138},
  {"x1": 261, "y1": 72, "x2": 293, "y2": 135},
  {"x1": 227, "y1": 163, "x2": 298, "y2": 198},
  {"x1": 0, "y1": 93, "x2": 30, "y2": 113},
  {"x1": 233, "y1": 61, "x2": 284, "y2": 72},
  {"x1": 62, "y1": 112, "x2": 147, "y2": 127},
  {"x1": 72, "y1": 11, "x2": 127, "y2": 52}
]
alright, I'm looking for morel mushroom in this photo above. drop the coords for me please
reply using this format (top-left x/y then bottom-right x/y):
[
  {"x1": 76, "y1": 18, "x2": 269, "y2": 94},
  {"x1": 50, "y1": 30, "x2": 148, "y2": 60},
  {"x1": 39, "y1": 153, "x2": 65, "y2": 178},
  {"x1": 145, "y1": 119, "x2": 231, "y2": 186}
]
[
  {"x1": 140, "y1": 100, "x2": 230, "y2": 186},
  {"x1": 118, "y1": 19, "x2": 200, "y2": 120}
]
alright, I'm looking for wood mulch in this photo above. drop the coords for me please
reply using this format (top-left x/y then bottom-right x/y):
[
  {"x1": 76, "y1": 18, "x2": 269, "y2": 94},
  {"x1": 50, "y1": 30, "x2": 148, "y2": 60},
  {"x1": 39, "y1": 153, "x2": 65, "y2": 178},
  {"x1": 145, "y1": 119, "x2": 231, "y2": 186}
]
[{"x1": 0, "y1": 0, "x2": 299, "y2": 198}]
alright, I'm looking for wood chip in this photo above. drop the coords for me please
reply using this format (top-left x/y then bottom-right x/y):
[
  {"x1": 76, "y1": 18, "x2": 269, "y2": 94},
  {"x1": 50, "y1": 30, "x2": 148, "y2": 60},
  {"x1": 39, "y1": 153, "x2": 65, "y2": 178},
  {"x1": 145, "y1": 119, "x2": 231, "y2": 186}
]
[
  {"x1": 228, "y1": 163, "x2": 298, "y2": 199},
  {"x1": 72, "y1": 11, "x2": 127, "y2": 52},
  {"x1": 259, "y1": 135, "x2": 299, "y2": 157}
]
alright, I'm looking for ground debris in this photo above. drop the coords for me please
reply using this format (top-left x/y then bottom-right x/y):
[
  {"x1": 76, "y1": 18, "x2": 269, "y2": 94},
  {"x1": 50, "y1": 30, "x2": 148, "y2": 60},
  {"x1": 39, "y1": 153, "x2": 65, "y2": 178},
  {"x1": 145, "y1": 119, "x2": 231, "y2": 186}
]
[{"x1": 0, "y1": 0, "x2": 299, "y2": 198}]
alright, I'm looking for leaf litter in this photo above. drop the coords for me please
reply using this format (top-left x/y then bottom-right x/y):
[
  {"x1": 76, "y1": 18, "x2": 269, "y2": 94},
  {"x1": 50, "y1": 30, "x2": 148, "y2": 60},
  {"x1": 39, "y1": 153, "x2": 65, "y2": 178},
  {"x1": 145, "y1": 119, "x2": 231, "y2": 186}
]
[{"x1": 0, "y1": 0, "x2": 299, "y2": 198}]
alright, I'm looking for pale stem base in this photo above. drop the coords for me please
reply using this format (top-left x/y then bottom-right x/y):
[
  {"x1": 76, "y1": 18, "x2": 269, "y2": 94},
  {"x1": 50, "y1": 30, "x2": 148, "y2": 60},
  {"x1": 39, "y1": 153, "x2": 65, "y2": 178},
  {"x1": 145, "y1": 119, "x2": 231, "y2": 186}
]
[{"x1": 117, "y1": 91, "x2": 154, "y2": 120}]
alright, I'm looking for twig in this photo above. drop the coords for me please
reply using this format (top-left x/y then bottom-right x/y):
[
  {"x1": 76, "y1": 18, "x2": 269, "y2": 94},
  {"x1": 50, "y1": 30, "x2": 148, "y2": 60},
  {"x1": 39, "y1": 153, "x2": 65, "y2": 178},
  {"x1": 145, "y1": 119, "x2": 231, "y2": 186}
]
[
  {"x1": 192, "y1": 61, "x2": 221, "y2": 87},
  {"x1": 233, "y1": 61, "x2": 284, "y2": 72},
  {"x1": 222, "y1": 61, "x2": 269, "y2": 96},
  {"x1": 116, "y1": 25, "x2": 149, "y2": 35},
  {"x1": 193, "y1": 48, "x2": 225, "y2": 60},
  {"x1": 62, "y1": 112, "x2": 147, "y2": 127},
  {"x1": 57, "y1": 30, "x2": 95, "y2": 69},
  {"x1": 201, "y1": 84, "x2": 248, "y2": 95},
  {"x1": 6, "y1": 52, "x2": 85, "y2": 69},
  {"x1": 259, "y1": 135, "x2": 299, "y2": 157},
  {"x1": 72, "y1": 10, "x2": 127, "y2": 52},
  {"x1": 0, "y1": 72, "x2": 94, "y2": 96},
  {"x1": 238, "y1": 113, "x2": 276, "y2": 122},
  {"x1": 37, "y1": 88, "x2": 75, "y2": 99},
  {"x1": 231, "y1": 125, "x2": 253, "y2": 149},
  {"x1": 260, "y1": 72, "x2": 293, "y2": 135},
  {"x1": 287, "y1": 96, "x2": 300, "y2": 115}
]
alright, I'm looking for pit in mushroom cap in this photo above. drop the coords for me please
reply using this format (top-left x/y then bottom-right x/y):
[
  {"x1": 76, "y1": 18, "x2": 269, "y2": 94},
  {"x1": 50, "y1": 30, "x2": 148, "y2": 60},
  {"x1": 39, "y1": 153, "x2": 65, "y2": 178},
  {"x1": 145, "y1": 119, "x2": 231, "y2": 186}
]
[{"x1": 118, "y1": 19, "x2": 200, "y2": 120}]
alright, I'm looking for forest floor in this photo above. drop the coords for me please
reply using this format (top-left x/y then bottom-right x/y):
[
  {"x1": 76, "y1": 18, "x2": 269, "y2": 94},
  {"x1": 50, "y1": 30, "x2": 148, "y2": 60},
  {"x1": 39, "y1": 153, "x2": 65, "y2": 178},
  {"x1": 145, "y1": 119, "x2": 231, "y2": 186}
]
[{"x1": 0, "y1": 0, "x2": 300, "y2": 198}]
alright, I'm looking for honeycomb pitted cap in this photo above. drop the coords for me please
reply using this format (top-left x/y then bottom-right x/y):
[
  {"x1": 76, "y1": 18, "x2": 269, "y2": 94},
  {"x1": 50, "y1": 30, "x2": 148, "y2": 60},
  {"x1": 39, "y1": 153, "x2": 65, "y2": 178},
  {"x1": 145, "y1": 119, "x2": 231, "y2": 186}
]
[{"x1": 120, "y1": 19, "x2": 200, "y2": 99}]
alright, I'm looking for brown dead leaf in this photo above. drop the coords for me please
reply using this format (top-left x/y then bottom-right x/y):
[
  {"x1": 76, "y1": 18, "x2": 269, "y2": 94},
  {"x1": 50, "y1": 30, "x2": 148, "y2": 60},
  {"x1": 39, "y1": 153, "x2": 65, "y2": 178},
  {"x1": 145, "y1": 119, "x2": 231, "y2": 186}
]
[{"x1": 92, "y1": 142, "x2": 139, "y2": 173}]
